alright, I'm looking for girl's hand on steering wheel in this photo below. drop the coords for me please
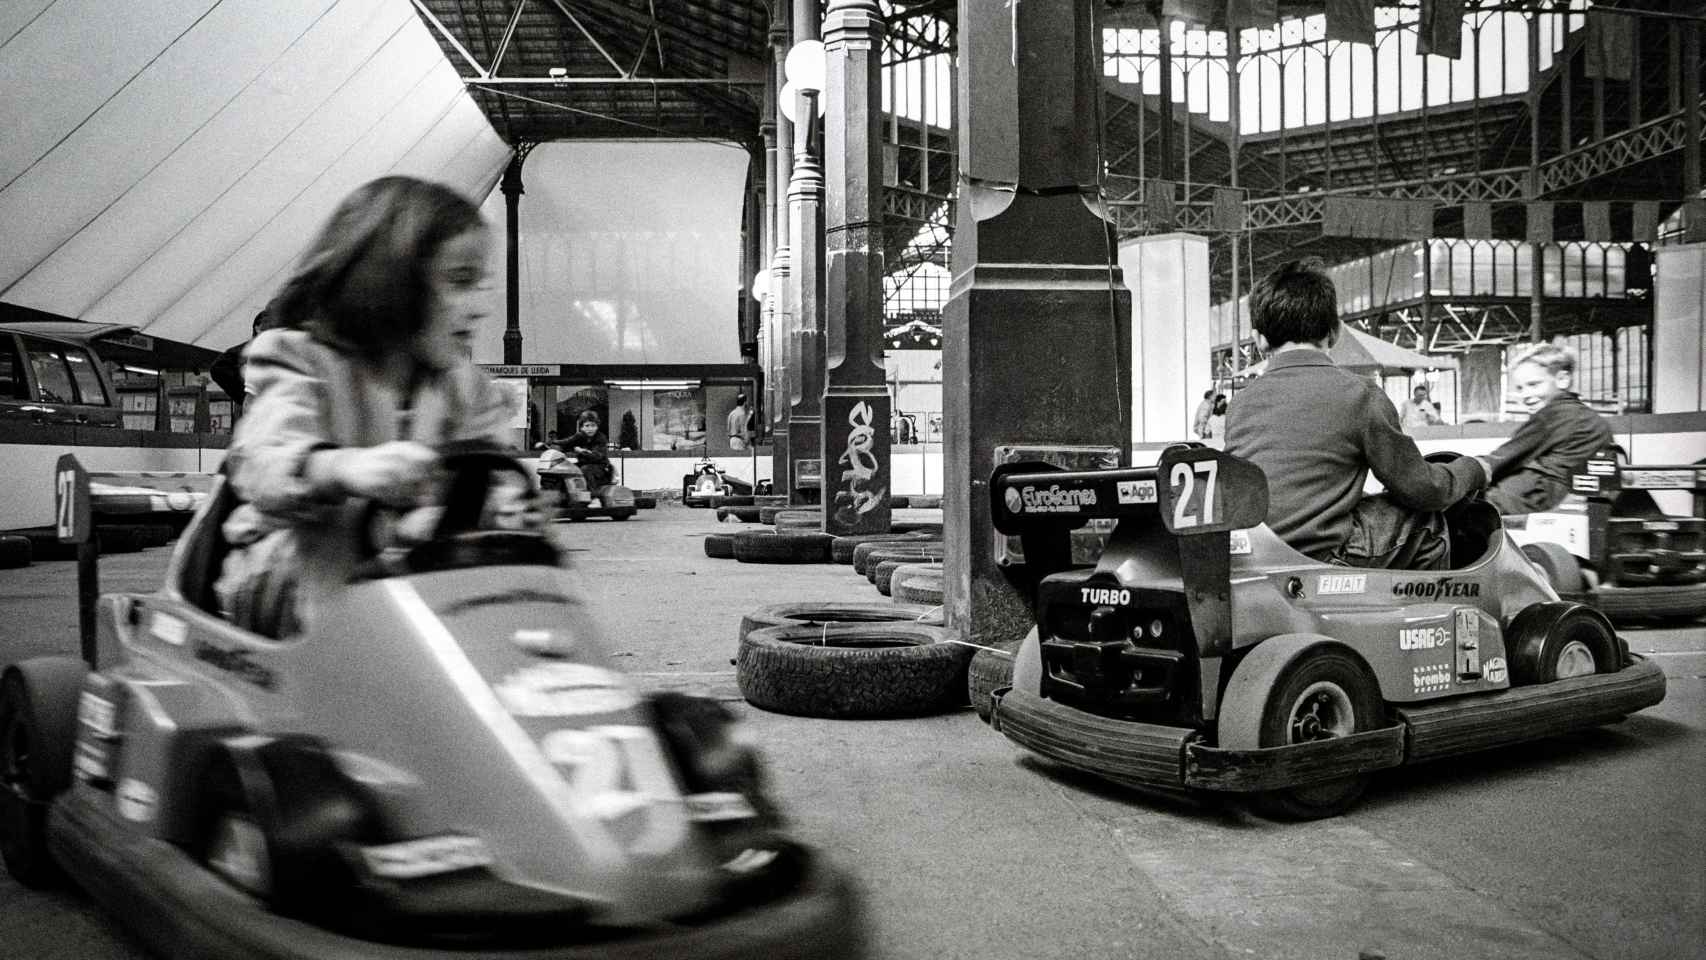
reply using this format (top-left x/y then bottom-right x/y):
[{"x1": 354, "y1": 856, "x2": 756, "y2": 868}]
[{"x1": 332, "y1": 441, "x2": 439, "y2": 506}]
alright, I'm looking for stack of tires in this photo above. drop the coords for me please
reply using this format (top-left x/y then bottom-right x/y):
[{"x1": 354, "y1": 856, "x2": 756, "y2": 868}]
[{"x1": 735, "y1": 602, "x2": 966, "y2": 718}]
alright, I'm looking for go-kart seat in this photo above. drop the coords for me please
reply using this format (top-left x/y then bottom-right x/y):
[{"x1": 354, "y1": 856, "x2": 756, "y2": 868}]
[
  {"x1": 176, "y1": 476, "x2": 240, "y2": 616},
  {"x1": 1443, "y1": 496, "x2": 1503, "y2": 568}
]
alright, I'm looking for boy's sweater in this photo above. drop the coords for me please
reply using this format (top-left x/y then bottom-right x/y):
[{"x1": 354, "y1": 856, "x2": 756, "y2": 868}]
[
  {"x1": 1480, "y1": 392, "x2": 1612, "y2": 483},
  {"x1": 1224, "y1": 349, "x2": 1485, "y2": 559}
]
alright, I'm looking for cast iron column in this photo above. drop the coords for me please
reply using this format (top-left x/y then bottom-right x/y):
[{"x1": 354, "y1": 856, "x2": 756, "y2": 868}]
[
  {"x1": 760, "y1": 71, "x2": 779, "y2": 444},
  {"x1": 770, "y1": 9, "x2": 794, "y2": 488},
  {"x1": 820, "y1": 0, "x2": 890, "y2": 533},
  {"x1": 500, "y1": 148, "x2": 528, "y2": 364},
  {"x1": 785, "y1": 0, "x2": 824, "y2": 506},
  {"x1": 943, "y1": 0, "x2": 1132, "y2": 646}
]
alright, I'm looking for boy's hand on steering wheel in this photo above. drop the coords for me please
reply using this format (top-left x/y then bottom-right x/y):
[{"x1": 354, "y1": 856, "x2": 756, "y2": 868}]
[
  {"x1": 332, "y1": 441, "x2": 440, "y2": 507},
  {"x1": 486, "y1": 480, "x2": 548, "y2": 531}
]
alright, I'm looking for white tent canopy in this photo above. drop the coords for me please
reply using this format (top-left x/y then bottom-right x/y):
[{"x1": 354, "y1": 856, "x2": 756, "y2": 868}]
[{"x1": 0, "y1": 0, "x2": 512, "y2": 352}]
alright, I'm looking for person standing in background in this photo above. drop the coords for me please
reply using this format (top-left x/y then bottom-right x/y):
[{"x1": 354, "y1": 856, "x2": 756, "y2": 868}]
[
  {"x1": 1192, "y1": 389, "x2": 1215, "y2": 441},
  {"x1": 727, "y1": 393, "x2": 752, "y2": 450},
  {"x1": 208, "y1": 305, "x2": 280, "y2": 419},
  {"x1": 1400, "y1": 384, "x2": 1443, "y2": 431}
]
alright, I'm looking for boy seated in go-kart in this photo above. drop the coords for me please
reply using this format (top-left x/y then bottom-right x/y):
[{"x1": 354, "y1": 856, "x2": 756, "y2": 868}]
[
  {"x1": 558, "y1": 411, "x2": 614, "y2": 489},
  {"x1": 1224, "y1": 260, "x2": 1487, "y2": 569},
  {"x1": 1472, "y1": 342, "x2": 1612, "y2": 516}
]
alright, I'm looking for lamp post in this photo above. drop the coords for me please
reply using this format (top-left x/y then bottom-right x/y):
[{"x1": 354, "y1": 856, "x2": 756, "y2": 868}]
[
  {"x1": 820, "y1": 0, "x2": 890, "y2": 535},
  {"x1": 768, "y1": 9, "x2": 793, "y2": 494},
  {"x1": 783, "y1": 38, "x2": 826, "y2": 506}
]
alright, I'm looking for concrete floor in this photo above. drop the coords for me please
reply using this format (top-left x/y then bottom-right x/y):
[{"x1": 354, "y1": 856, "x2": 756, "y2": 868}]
[{"x1": 1, "y1": 504, "x2": 1703, "y2": 960}]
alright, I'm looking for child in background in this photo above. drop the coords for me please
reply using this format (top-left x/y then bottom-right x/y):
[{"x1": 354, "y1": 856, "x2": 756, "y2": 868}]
[
  {"x1": 1224, "y1": 260, "x2": 1485, "y2": 569},
  {"x1": 215, "y1": 176, "x2": 526, "y2": 636},
  {"x1": 1476, "y1": 343, "x2": 1613, "y2": 515}
]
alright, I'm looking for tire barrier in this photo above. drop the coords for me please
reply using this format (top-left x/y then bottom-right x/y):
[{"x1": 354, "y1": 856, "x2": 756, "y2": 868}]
[
  {"x1": 891, "y1": 520, "x2": 942, "y2": 536},
  {"x1": 862, "y1": 543, "x2": 946, "y2": 583},
  {"x1": 968, "y1": 639, "x2": 1022, "y2": 724},
  {"x1": 736, "y1": 622, "x2": 971, "y2": 718},
  {"x1": 876, "y1": 558, "x2": 942, "y2": 597},
  {"x1": 775, "y1": 516, "x2": 823, "y2": 532},
  {"x1": 884, "y1": 562, "x2": 942, "y2": 601},
  {"x1": 704, "y1": 533, "x2": 737, "y2": 559},
  {"x1": 830, "y1": 532, "x2": 932, "y2": 565},
  {"x1": 716, "y1": 505, "x2": 764, "y2": 523},
  {"x1": 0, "y1": 535, "x2": 32, "y2": 569},
  {"x1": 732, "y1": 531, "x2": 835, "y2": 564},
  {"x1": 738, "y1": 601, "x2": 940, "y2": 644},
  {"x1": 892, "y1": 567, "x2": 943, "y2": 607},
  {"x1": 851, "y1": 539, "x2": 943, "y2": 576}
]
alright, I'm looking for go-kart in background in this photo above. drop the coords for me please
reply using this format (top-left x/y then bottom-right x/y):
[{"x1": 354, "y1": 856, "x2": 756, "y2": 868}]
[{"x1": 1, "y1": 506, "x2": 1701, "y2": 960}]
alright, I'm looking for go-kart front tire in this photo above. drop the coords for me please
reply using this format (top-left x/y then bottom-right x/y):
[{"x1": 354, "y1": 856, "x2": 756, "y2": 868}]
[
  {"x1": 1521, "y1": 542, "x2": 1585, "y2": 595},
  {"x1": 0, "y1": 658, "x2": 86, "y2": 887},
  {"x1": 1504, "y1": 602, "x2": 1619, "y2": 685},
  {"x1": 1220, "y1": 646, "x2": 1383, "y2": 820}
]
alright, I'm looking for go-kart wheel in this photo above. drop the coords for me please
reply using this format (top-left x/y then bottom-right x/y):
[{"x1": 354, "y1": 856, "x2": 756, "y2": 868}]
[
  {"x1": 1521, "y1": 542, "x2": 1585, "y2": 595},
  {"x1": 968, "y1": 639, "x2": 1021, "y2": 724},
  {"x1": 1504, "y1": 602, "x2": 1619, "y2": 685},
  {"x1": 1220, "y1": 647, "x2": 1382, "y2": 821},
  {"x1": 0, "y1": 658, "x2": 85, "y2": 887}
]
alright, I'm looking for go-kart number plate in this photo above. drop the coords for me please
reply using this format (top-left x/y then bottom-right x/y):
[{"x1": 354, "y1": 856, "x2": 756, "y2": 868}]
[{"x1": 1154, "y1": 448, "x2": 1268, "y2": 535}]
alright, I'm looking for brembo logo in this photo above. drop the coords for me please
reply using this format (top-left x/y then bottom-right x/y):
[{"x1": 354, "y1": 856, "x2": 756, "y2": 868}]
[
  {"x1": 1016, "y1": 484, "x2": 1098, "y2": 514},
  {"x1": 1080, "y1": 587, "x2": 1132, "y2": 606},
  {"x1": 1392, "y1": 578, "x2": 1480, "y2": 599}
]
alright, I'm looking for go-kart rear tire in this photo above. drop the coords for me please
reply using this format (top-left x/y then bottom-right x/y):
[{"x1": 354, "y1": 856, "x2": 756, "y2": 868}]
[
  {"x1": 0, "y1": 657, "x2": 86, "y2": 887},
  {"x1": 1504, "y1": 602, "x2": 1619, "y2": 685},
  {"x1": 737, "y1": 623, "x2": 969, "y2": 718},
  {"x1": 705, "y1": 533, "x2": 737, "y2": 559},
  {"x1": 1521, "y1": 542, "x2": 1585, "y2": 595},
  {"x1": 1587, "y1": 582, "x2": 1706, "y2": 623},
  {"x1": 1219, "y1": 646, "x2": 1382, "y2": 821},
  {"x1": 733, "y1": 531, "x2": 833, "y2": 564},
  {"x1": 969, "y1": 639, "x2": 1021, "y2": 724},
  {"x1": 739, "y1": 601, "x2": 939, "y2": 644},
  {"x1": 0, "y1": 535, "x2": 31, "y2": 569}
]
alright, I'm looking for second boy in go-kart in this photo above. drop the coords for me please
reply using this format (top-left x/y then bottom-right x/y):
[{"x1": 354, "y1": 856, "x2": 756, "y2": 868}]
[
  {"x1": 1224, "y1": 260, "x2": 1487, "y2": 569},
  {"x1": 1473, "y1": 342, "x2": 1613, "y2": 516}
]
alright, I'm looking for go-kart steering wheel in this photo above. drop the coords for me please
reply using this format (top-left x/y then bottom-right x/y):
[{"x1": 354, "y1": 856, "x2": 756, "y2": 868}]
[{"x1": 355, "y1": 442, "x2": 558, "y2": 576}]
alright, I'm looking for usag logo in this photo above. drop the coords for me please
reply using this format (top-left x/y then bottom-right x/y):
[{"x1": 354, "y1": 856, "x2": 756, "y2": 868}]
[
  {"x1": 1399, "y1": 626, "x2": 1450, "y2": 650},
  {"x1": 1412, "y1": 663, "x2": 1452, "y2": 693},
  {"x1": 1116, "y1": 479, "x2": 1157, "y2": 505},
  {"x1": 1317, "y1": 574, "x2": 1366, "y2": 595},
  {"x1": 1572, "y1": 475, "x2": 1600, "y2": 492}
]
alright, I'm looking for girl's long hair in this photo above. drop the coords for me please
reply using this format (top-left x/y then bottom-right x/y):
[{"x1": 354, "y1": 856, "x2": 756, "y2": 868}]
[{"x1": 271, "y1": 177, "x2": 484, "y2": 361}]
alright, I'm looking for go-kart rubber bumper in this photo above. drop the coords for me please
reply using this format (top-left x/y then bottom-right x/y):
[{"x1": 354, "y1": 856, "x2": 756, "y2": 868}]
[
  {"x1": 990, "y1": 657, "x2": 1667, "y2": 796},
  {"x1": 1568, "y1": 581, "x2": 1706, "y2": 621},
  {"x1": 989, "y1": 686, "x2": 1404, "y2": 795},
  {"x1": 47, "y1": 789, "x2": 867, "y2": 960}
]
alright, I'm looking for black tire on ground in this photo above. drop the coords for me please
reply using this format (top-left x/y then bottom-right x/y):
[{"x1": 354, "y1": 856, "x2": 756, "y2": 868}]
[
  {"x1": 1220, "y1": 647, "x2": 1383, "y2": 821},
  {"x1": 634, "y1": 495, "x2": 659, "y2": 510},
  {"x1": 135, "y1": 524, "x2": 176, "y2": 548},
  {"x1": 969, "y1": 639, "x2": 1022, "y2": 723},
  {"x1": 892, "y1": 569, "x2": 943, "y2": 607},
  {"x1": 775, "y1": 516, "x2": 823, "y2": 532},
  {"x1": 863, "y1": 543, "x2": 946, "y2": 583},
  {"x1": 887, "y1": 495, "x2": 911, "y2": 509},
  {"x1": 906, "y1": 495, "x2": 942, "y2": 509},
  {"x1": 95, "y1": 526, "x2": 145, "y2": 554},
  {"x1": 0, "y1": 658, "x2": 87, "y2": 887},
  {"x1": 883, "y1": 562, "x2": 941, "y2": 600},
  {"x1": 712, "y1": 494, "x2": 756, "y2": 508},
  {"x1": 733, "y1": 531, "x2": 834, "y2": 564},
  {"x1": 852, "y1": 539, "x2": 943, "y2": 576},
  {"x1": 736, "y1": 623, "x2": 970, "y2": 718},
  {"x1": 610, "y1": 509, "x2": 635, "y2": 520},
  {"x1": 758, "y1": 506, "x2": 801, "y2": 525},
  {"x1": 830, "y1": 532, "x2": 927, "y2": 565},
  {"x1": 0, "y1": 535, "x2": 30, "y2": 569},
  {"x1": 739, "y1": 601, "x2": 939, "y2": 644},
  {"x1": 1588, "y1": 583, "x2": 1706, "y2": 623},
  {"x1": 704, "y1": 533, "x2": 737, "y2": 559},
  {"x1": 891, "y1": 521, "x2": 943, "y2": 536},
  {"x1": 1504, "y1": 601, "x2": 1620, "y2": 685},
  {"x1": 1521, "y1": 542, "x2": 1585, "y2": 594},
  {"x1": 876, "y1": 559, "x2": 941, "y2": 597},
  {"x1": 774, "y1": 509, "x2": 822, "y2": 526},
  {"x1": 718, "y1": 505, "x2": 764, "y2": 523}
]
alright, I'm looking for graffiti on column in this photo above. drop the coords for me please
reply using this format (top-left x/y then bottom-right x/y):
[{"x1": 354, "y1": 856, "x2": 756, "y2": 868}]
[{"x1": 834, "y1": 401, "x2": 886, "y2": 525}]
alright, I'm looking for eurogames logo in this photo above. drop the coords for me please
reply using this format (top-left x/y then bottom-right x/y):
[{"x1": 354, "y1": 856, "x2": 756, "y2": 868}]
[{"x1": 1005, "y1": 484, "x2": 1099, "y2": 514}]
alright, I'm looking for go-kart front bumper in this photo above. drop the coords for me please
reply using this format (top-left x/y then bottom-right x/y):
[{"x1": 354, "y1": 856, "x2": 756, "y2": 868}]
[
  {"x1": 47, "y1": 789, "x2": 866, "y2": 960},
  {"x1": 989, "y1": 656, "x2": 1667, "y2": 796}
]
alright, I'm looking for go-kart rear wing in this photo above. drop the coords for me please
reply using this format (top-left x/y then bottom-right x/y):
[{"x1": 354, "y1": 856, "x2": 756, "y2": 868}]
[
  {"x1": 1571, "y1": 460, "x2": 1706, "y2": 515},
  {"x1": 990, "y1": 446, "x2": 1270, "y2": 579}
]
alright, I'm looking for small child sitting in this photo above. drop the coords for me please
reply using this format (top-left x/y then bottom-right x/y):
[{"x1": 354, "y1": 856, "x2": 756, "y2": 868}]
[
  {"x1": 1475, "y1": 343, "x2": 1613, "y2": 515},
  {"x1": 1224, "y1": 260, "x2": 1486, "y2": 569}
]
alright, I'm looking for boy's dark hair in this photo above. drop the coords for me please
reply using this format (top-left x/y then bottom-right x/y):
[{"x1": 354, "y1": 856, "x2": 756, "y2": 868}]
[
  {"x1": 272, "y1": 176, "x2": 484, "y2": 362},
  {"x1": 1249, "y1": 259, "x2": 1339, "y2": 349}
]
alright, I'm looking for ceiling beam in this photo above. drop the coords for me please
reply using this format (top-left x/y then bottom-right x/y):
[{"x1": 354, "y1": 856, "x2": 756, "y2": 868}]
[{"x1": 548, "y1": 0, "x2": 764, "y2": 73}]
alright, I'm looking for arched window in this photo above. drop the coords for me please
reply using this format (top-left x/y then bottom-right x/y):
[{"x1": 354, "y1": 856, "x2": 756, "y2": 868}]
[
  {"x1": 1563, "y1": 243, "x2": 1585, "y2": 298},
  {"x1": 1582, "y1": 244, "x2": 1605, "y2": 298},
  {"x1": 1605, "y1": 245, "x2": 1626, "y2": 298},
  {"x1": 1472, "y1": 241, "x2": 1496, "y2": 295},
  {"x1": 1494, "y1": 242, "x2": 1516, "y2": 296}
]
